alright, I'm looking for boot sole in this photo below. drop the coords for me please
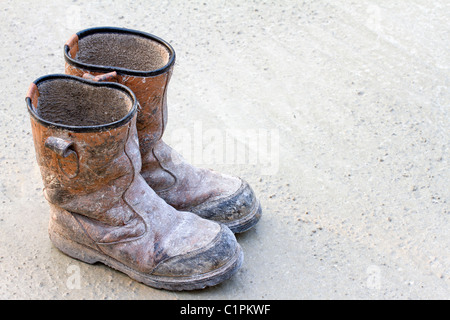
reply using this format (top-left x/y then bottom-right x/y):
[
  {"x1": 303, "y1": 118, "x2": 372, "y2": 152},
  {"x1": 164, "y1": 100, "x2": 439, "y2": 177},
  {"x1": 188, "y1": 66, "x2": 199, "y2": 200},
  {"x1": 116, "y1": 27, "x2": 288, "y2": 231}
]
[
  {"x1": 49, "y1": 231, "x2": 243, "y2": 291},
  {"x1": 224, "y1": 199, "x2": 262, "y2": 234}
]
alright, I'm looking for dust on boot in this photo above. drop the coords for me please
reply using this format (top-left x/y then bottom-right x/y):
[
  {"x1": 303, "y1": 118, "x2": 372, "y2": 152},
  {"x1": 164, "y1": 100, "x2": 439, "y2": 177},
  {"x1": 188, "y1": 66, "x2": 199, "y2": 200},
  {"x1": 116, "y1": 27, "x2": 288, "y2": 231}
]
[
  {"x1": 26, "y1": 74, "x2": 243, "y2": 291},
  {"x1": 64, "y1": 27, "x2": 262, "y2": 233}
]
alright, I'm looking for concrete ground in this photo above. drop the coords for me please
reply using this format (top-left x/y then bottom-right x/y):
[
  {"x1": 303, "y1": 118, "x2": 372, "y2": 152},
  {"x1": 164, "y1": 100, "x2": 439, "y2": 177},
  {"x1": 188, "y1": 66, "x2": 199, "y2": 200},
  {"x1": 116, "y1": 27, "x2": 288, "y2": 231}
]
[{"x1": 0, "y1": 0, "x2": 448, "y2": 299}]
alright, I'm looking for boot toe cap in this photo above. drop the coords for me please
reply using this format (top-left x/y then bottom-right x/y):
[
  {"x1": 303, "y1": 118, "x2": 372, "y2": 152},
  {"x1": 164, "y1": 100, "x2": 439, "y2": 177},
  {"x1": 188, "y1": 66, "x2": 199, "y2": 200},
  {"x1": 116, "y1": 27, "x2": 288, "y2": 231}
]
[
  {"x1": 151, "y1": 224, "x2": 243, "y2": 278},
  {"x1": 190, "y1": 179, "x2": 262, "y2": 233}
]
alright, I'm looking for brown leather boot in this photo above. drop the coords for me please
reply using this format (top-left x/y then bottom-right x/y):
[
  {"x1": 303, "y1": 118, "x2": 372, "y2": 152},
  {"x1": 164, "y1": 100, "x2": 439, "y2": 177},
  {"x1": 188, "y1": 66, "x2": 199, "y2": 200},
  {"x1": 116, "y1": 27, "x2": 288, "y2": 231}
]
[
  {"x1": 64, "y1": 27, "x2": 262, "y2": 233},
  {"x1": 26, "y1": 74, "x2": 243, "y2": 291}
]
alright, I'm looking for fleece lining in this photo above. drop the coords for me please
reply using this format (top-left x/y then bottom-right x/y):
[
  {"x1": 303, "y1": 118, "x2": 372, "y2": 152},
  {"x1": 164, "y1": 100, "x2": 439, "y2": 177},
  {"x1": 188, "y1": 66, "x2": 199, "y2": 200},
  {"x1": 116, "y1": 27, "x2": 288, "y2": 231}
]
[
  {"x1": 36, "y1": 79, "x2": 132, "y2": 126},
  {"x1": 75, "y1": 33, "x2": 171, "y2": 72}
]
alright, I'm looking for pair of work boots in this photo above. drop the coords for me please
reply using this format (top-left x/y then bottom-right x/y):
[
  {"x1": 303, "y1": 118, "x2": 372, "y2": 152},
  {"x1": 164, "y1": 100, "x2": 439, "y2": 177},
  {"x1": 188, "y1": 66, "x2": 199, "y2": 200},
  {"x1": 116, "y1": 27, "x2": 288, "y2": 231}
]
[{"x1": 26, "y1": 27, "x2": 262, "y2": 291}]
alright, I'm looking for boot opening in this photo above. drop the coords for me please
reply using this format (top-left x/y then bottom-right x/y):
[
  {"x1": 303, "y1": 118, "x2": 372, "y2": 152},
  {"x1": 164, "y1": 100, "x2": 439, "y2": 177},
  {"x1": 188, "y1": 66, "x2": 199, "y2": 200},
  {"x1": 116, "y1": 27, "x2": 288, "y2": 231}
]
[
  {"x1": 74, "y1": 32, "x2": 171, "y2": 72},
  {"x1": 36, "y1": 78, "x2": 133, "y2": 127}
]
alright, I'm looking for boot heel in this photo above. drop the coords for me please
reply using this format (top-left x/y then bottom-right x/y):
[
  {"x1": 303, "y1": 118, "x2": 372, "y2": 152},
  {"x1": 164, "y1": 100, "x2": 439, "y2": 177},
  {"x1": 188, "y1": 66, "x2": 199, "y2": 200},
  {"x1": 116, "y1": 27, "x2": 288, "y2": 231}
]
[{"x1": 49, "y1": 231, "x2": 100, "y2": 265}]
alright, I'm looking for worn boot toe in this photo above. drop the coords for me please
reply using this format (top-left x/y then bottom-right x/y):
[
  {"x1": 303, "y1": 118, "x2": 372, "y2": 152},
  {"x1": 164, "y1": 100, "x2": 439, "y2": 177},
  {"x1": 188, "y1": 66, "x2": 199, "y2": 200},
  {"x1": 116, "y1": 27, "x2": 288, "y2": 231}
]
[
  {"x1": 188, "y1": 179, "x2": 262, "y2": 233},
  {"x1": 151, "y1": 224, "x2": 243, "y2": 287}
]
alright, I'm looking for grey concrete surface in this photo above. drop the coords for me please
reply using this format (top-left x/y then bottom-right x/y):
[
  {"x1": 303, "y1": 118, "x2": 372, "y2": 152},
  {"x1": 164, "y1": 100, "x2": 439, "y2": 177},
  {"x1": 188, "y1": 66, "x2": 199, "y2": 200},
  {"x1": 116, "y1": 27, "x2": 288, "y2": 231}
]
[{"x1": 0, "y1": 0, "x2": 449, "y2": 299}]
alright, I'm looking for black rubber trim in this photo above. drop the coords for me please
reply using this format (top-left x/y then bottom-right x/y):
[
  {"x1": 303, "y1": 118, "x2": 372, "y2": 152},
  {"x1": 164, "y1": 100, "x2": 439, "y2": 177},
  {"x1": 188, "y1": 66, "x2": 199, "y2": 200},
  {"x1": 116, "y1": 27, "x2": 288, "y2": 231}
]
[
  {"x1": 26, "y1": 74, "x2": 138, "y2": 133},
  {"x1": 64, "y1": 26, "x2": 176, "y2": 77}
]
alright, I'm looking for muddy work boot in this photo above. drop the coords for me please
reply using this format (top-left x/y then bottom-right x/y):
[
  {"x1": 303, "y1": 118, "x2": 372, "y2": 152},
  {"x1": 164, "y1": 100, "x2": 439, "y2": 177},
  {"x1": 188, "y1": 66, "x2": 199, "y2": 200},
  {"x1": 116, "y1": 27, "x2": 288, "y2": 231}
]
[
  {"x1": 64, "y1": 27, "x2": 262, "y2": 233},
  {"x1": 26, "y1": 74, "x2": 243, "y2": 290}
]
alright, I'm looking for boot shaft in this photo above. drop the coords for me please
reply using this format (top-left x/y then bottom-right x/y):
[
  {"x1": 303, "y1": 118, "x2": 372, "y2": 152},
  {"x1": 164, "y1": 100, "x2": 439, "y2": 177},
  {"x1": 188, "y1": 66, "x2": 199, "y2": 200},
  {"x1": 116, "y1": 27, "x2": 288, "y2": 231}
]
[
  {"x1": 26, "y1": 74, "x2": 140, "y2": 219},
  {"x1": 64, "y1": 27, "x2": 175, "y2": 152}
]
